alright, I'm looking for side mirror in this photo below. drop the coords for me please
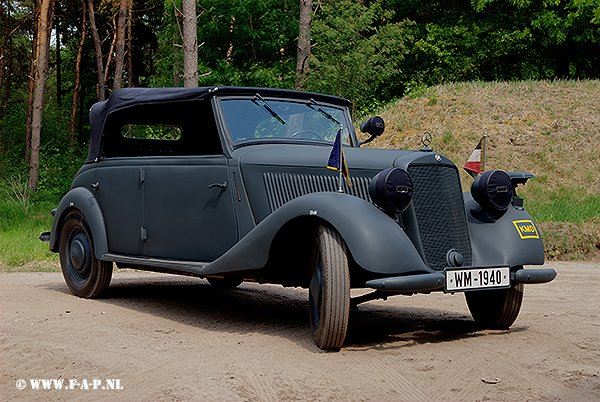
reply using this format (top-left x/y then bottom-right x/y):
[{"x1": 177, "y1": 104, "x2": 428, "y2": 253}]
[{"x1": 359, "y1": 116, "x2": 385, "y2": 146}]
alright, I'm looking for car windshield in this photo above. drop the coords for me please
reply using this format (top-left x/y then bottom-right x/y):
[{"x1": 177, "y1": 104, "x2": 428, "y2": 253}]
[{"x1": 220, "y1": 98, "x2": 351, "y2": 145}]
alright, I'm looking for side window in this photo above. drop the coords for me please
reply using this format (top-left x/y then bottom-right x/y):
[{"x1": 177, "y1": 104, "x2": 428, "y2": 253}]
[
  {"x1": 101, "y1": 101, "x2": 223, "y2": 158},
  {"x1": 121, "y1": 124, "x2": 182, "y2": 141}
]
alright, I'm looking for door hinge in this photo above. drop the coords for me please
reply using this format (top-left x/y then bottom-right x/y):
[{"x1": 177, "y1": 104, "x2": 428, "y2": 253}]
[
  {"x1": 139, "y1": 168, "x2": 145, "y2": 183},
  {"x1": 140, "y1": 227, "x2": 147, "y2": 242}
]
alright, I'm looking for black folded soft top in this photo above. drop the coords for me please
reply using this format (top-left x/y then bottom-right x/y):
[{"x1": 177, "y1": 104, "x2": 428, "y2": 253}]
[{"x1": 86, "y1": 86, "x2": 350, "y2": 163}]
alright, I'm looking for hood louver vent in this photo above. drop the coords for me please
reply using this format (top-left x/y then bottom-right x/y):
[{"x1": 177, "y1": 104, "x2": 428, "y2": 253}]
[{"x1": 263, "y1": 172, "x2": 372, "y2": 212}]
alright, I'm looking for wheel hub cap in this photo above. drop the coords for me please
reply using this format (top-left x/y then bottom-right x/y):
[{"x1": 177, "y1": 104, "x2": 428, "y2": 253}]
[
  {"x1": 70, "y1": 232, "x2": 91, "y2": 277},
  {"x1": 70, "y1": 240, "x2": 86, "y2": 270}
]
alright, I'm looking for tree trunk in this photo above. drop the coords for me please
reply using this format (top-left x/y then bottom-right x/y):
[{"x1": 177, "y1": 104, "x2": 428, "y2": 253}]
[
  {"x1": 0, "y1": 0, "x2": 8, "y2": 147},
  {"x1": 127, "y1": 0, "x2": 133, "y2": 87},
  {"x1": 0, "y1": 0, "x2": 10, "y2": 125},
  {"x1": 0, "y1": 2, "x2": 10, "y2": 119},
  {"x1": 25, "y1": 0, "x2": 40, "y2": 163},
  {"x1": 29, "y1": 0, "x2": 55, "y2": 192},
  {"x1": 173, "y1": 7, "x2": 182, "y2": 87},
  {"x1": 3, "y1": 7, "x2": 13, "y2": 119},
  {"x1": 226, "y1": 16, "x2": 235, "y2": 64},
  {"x1": 295, "y1": 0, "x2": 312, "y2": 89},
  {"x1": 0, "y1": 2, "x2": 6, "y2": 101},
  {"x1": 55, "y1": 4, "x2": 61, "y2": 107},
  {"x1": 112, "y1": 0, "x2": 127, "y2": 92},
  {"x1": 70, "y1": 0, "x2": 87, "y2": 145},
  {"x1": 87, "y1": 0, "x2": 105, "y2": 101},
  {"x1": 103, "y1": 14, "x2": 117, "y2": 93},
  {"x1": 182, "y1": 0, "x2": 198, "y2": 87},
  {"x1": 78, "y1": 77, "x2": 85, "y2": 142}
]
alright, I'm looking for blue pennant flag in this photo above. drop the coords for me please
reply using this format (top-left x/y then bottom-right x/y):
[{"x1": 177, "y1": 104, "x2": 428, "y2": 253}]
[{"x1": 327, "y1": 128, "x2": 351, "y2": 186}]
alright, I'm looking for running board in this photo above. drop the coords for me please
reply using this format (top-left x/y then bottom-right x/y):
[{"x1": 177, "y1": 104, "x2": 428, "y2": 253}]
[{"x1": 103, "y1": 253, "x2": 209, "y2": 276}]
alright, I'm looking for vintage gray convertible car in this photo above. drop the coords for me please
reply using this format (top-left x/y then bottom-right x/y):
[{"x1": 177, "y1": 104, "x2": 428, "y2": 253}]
[{"x1": 41, "y1": 86, "x2": 556, "y2": 350}]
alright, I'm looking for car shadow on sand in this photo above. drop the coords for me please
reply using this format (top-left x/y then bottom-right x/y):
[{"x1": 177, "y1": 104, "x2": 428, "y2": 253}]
[{"x1": 45, "y1": 274, "x2": 526, "y2": 351}]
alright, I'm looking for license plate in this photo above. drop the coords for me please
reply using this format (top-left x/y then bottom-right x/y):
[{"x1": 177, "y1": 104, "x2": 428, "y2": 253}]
[{"x1": 445, "y1": 267, "x2": 510, "y2": 292}]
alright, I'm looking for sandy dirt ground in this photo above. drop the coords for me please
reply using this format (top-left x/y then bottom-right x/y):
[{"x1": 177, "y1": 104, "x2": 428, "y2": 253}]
[{"x1": 1, "y1": 261, "x2": 598, "y2": 402}]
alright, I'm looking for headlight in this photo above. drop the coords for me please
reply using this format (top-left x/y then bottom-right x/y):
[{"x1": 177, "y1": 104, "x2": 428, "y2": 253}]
[
  {"x1": 471, "y1": 170, "x2": 514, "y2": 216},
  {"x1": 369, "y1": 168, "x2": 413, "y2": 214}
]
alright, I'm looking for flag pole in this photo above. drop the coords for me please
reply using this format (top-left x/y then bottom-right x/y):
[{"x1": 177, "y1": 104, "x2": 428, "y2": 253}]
[
  {"x1": 338, "y1": 124, "x2": 344, "y2": 193},
  {"x1": 482, "y1": 133, "x2": 488, "y2": 173}
]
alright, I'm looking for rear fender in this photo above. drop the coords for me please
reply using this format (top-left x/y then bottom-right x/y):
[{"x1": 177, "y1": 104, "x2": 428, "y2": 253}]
[
  {"x1": 49, "y1": 187, "x2": 109, "y2": 259},
  {"x1": 204, "y1": 192, "x2": 429, "y2": 275},
  {"x1": 465, "y1": 193, "x2": 545, "y2": 267}
]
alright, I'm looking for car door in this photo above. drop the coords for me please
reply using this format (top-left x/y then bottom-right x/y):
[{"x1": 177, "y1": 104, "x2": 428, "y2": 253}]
[
  {"x1": 93, "y1": 158, "x2": 146, "y2": 256},
  {"x1": 143, "y1": 155, "x2": 238, "y2": 262}
]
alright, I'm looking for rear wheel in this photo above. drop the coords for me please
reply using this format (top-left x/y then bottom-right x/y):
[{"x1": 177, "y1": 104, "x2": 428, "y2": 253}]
[
  {"x1": 309, "y1": 224, "x2": 350, "y2": 350},
  {"x1": 465, "y1": 282, "x2": 524, "y2": 328},
  {"x1": 59, "y1": 211, "x2": 112, "y2": 298}
]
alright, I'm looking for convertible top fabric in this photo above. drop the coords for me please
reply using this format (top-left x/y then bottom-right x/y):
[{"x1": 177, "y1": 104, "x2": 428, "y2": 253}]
[{"x1": 86, "y1": 86, "x2": 350, "y2": 163}]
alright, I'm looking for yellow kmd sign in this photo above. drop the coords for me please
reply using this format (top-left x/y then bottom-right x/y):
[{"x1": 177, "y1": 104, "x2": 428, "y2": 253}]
[{"x1": 513, "y1": 220, "x2": 540, "y2": 239}]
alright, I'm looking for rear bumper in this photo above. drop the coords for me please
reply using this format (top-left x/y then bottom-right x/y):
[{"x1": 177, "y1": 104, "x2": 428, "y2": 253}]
[{"x1": 365, "y1": 267, "x2": 557, "y2": 293}]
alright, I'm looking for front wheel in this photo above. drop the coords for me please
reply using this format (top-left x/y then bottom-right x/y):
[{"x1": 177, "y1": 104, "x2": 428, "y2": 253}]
[
  {"x1": 309, "y1": 224, "x2": 350, "y2": 350},
  {"x1": 59, "y1": 211, "x2": 112, "y2": 298},
  {"x1": 465, "y1": 282, "x2": 524, "y2": 328}
]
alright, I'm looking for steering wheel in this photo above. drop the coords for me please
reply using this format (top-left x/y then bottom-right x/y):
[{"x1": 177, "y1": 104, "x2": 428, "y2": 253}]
[{"x1": 289, "y1": 130, "x2": 324, "y2": 140}]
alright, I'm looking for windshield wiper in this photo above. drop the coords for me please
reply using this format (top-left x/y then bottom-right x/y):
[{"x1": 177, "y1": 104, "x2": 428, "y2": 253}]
[
  {"x1": 308, "y1": 98, "x2": 340, "y2": 125},
  {"x1": 253, "y1": 94, "x2": 286, "y2": 125}
]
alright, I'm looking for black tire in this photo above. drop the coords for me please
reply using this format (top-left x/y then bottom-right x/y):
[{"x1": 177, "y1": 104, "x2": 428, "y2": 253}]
[
  {"x1": 206, "y1": 276, "x2": 243, "y2": 290},
  {"x1": 465, "y1": 282, "x2": 524, "y2": 329},
  {"x1": 59, "y1": 210, "x2": 112, "y2": 298},
  {"x1": 309, "y1": 224, "x2": 350, "y2": 350}
]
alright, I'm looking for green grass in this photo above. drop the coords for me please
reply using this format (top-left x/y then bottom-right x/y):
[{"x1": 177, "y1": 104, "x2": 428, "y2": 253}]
[
  {"x1": 526, "y1": 191, "x2": 600, "y2": 223},
  {"x1": 1, "y1": 198, "x2": 59, "y2": 269}
]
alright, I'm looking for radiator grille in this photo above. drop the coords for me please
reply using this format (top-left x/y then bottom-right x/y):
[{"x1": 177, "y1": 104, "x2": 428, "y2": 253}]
[
  {"x1": 264, "y1": 172, "x2": 372, "y2": 212},
  {"x1": 408, "y1": 164, "x2": 472, "y2": 271}
]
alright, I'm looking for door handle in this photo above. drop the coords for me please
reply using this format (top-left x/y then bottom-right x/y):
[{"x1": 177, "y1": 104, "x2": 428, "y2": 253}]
[{"x1": 208, "y1": 182, "x2": 227, "y2": 191}]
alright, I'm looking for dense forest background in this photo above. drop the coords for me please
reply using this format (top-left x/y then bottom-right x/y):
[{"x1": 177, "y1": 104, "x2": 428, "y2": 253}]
[{"x1": 1, "y1": 0, "x2": 599, "y2": 196}]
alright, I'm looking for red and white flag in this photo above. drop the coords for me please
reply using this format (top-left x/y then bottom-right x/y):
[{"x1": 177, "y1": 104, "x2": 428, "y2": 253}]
[{"x1": 463, "y1": 137, "x2": 486, "y2": 178}]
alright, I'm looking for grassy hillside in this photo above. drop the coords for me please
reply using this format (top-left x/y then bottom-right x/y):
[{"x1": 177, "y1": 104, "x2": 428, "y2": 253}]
[{"x1": 359, "y1": 79, "x2": 600, "y2": 261}]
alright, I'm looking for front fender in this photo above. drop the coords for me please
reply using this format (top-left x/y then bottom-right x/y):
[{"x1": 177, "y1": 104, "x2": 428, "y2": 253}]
[
  {"x1": 204, "y1": 192, "x2": 429, "y2": 275},
  {"x1": 49, "y1": 187, "x2": 109, "y2": 259},
  {"x1": 465, "y1": 193, "x2": 545, "y2": 267}
]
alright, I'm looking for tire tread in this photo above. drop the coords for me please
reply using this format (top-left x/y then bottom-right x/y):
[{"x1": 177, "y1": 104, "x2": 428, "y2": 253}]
[
  {"x1": 466, "y1": 282, "x2": 524, "y2": 329},
  {"x1": 312, "y1": 224, "x2": 350, "y2": 350}
]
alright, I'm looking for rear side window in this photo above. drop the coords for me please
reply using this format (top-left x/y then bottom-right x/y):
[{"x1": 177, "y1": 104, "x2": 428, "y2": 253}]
[
  {"x1": 101, "y1": 100, "x2": 223, "y2": 158},
  {"x1": 121, "y1": 124, "x2": 182, "y2": 141}
]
